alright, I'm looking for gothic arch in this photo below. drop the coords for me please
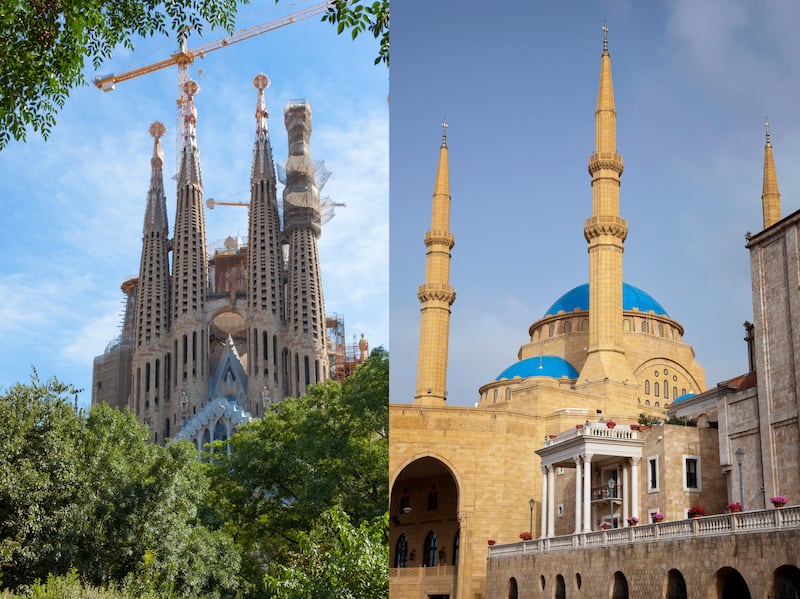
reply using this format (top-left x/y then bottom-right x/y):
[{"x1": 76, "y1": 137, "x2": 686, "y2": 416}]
[
  {"x1": 611, "y1": 571, "x2": 629, "y2": 599},
  {"x1": 665, "y1": 569, "x2": 687, "y2": 599}
]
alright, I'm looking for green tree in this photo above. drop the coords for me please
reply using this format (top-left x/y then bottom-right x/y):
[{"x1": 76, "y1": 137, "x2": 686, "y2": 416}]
[
  {"x1": 0, "y1": 373, "x2": 242, "y2": 597},
  {"x1": 206, "y1": 348, "x2": 389, "y2": 594},
  {"x1": 264, "y1": 507, "x2": 388, "y2": 599},
  {"x1": 0, "y1": 0, "x2": 388, "y2": 150}
]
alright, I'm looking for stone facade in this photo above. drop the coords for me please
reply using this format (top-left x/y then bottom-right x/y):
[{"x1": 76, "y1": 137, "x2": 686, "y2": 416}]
[{"x1": 92, "y1": 76, "x2": 328, "y2": 445}]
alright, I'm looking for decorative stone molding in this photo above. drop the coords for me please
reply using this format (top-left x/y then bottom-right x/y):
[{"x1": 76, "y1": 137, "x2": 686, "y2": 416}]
[
  {"x1": 584, "y1": 215, "x2": 628, "y2": 241},
  {"x1": 587, "y1": 152, "x2": 624, "y2": 176},
  {"x1": 417, "y1": 283, "x2": 456, "y2": 305},
  {"x1": 424, "y1": 230, "x2": 455, "y2": 249}
]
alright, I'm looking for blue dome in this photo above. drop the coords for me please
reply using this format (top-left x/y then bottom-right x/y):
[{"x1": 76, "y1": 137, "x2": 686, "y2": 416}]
[
  {"x1": 671, "y1": 392, "x2": 696, "y2": 404},
  {"x1": 496, "y1": 356, "x2": 579, "y2": 381},
  {"x1": 545, "y1": 283, "x2": 668, "y2": 317}
]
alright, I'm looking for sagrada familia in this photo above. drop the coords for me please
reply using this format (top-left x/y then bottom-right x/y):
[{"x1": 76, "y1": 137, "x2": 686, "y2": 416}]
[
  {"x1": 92, "y1": 75, "x2": 330, "y2": 448},
  {"x1": 390, "y1": 30, "x2": 800, "y2": 599}
]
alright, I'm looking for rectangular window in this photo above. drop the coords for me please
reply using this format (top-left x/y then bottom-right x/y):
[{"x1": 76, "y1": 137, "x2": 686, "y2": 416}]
[
  {"x1": 684, "y1": 456, "x2": 701, "y2": 491},
  {"x1": 648, "y1": 457, "x2": 659, "y2": 492}
]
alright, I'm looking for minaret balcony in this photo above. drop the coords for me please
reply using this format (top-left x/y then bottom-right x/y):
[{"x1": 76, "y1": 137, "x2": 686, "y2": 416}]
[
  {"x1": 588, "y1": 152, "x2": 623, "y2": 175},
  {"x1": 424, "y1": 230, "x2": 455, "y2": 249},
  {"x1": 417, "y1": 283, "x2": 456, "y2": 305}
]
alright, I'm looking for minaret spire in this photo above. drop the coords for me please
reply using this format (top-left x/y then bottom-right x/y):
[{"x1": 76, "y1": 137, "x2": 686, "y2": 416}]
[
  {"x1": 247, "y1": 73, "x2": 286, "y2": 409},
  {"x1": 576, "y1": 25, "x2": 634, "y2": 409},
  {"x1": 178, "y1": 79, "x2": 202, "y2": 187},
  {"x1": 414, "y1": 121, "x2": 456, "y2": 405},
  {"x1": 762, "y1": 117, "x2": 782, "y2": 229}
]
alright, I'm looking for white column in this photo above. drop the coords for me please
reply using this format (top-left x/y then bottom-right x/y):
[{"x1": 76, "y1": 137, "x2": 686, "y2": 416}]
[
  {"x1": 547, "y1": 465, "x2": 556, "y2": 537},
  {"x1": 574, "y1": 456, "x2": 583, "y2": 533},
  {"x1": 583, "y1": 453, "x2": 593, "y2": 532},
  {"x1": 622, "y1": 460, "x2": 630, "y2": 525},
  {"x1": 631, "y1": 457, "x2": 641, "y2": 520},
  {"x1": 540, "y1": 465, "x2": 548, "y2": 538}
]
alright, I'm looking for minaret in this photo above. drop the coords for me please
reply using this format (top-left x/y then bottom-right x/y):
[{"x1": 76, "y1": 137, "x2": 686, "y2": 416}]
[
  {"x1": 414, "y1": 122, "x2": 455, "y2": 405},
  {"x1": 170, "y1": 79, "x2": 209, "y2": 430},
  {"x1": 762, "y1": 118, "x2": 781, "y2": 229},
  {"x1": 246, "y1": 73, "x2": 285, "y2": 410},
  {"x1": 576, "y1": 26, "x2": 635, "y2": 406},
  {"x1": 132, "y1": 122, "x2": 172, "y2": 441},
  {"x1": 283, "y1": 99, "x2": 327, "y2": 397}
]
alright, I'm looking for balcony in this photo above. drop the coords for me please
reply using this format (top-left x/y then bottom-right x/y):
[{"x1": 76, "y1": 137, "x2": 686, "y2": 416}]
[{"x1": 488, "y1": 505, "x2": 800, "y2": 557}]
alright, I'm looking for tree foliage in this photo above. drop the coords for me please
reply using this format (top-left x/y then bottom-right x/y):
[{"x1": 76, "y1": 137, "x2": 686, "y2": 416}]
[
  {"x1": 206, "y1": 347, "x2": 389, "y2": 594},
  {"x1": 264, "y1": 507, "x2": 388, "y2": 599},
  {"x1": 0, "y1": 372, "x2": 241, "y2": 596},
  {"x1": 0, "y1": 0, "x2": 388, "y2": 150}
]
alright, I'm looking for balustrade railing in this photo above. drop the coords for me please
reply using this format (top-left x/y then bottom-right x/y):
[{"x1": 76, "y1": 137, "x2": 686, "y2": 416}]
[{"x1": 488, "y1": 505, "x2": 800, "y2": 558}]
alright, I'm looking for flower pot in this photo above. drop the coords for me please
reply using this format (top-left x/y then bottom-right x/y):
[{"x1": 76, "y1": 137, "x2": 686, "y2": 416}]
[
  {"x1": 773, "y1": 502, "x2": 786, "y2": 509},
  {"x1": 548, "y1": 434, "x2": 558, "y2": 439},
  {"x1": 487, "y1": 540, "x2": 495, "y2": 546},
  {"x1": 629, "y1": 424, "x2": 640, "y2": 431},
  {"x1": 575, "y1": 424, "x2": 584, "y2": 429},
  {"x1": 606, "y1": 422, "x2": 616, "y2": 429},
  {"x1": 729, "y1": 507, "x2": 742, "y2": 513}
]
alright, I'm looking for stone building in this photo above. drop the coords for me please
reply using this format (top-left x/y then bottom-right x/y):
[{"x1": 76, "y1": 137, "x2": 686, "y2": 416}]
[
  {"x1": 92, "y1": 75, "x2": 329, "y2": 446},
  {"x1": 390, "y1": 30, "x2": 800, "y2": 599}
]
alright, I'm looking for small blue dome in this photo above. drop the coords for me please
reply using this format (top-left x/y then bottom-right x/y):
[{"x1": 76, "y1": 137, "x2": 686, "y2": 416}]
[
  {"x1": 671, "y1": 392, "x2": 696, "y2": 404},
  {"x1": 545, "y1": 283, "x2": 668, "y2": 317},
  {"x1": 496, "y1": 356, "x2": 579, "y2": 381}
]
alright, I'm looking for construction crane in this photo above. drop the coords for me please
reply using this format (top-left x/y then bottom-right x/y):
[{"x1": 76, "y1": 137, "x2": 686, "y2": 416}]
[{"x1": 94, "y1": 0, "x2": 332, "y2": 172}]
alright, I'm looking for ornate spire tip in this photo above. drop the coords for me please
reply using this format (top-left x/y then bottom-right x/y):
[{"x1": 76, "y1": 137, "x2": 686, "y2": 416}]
[
  {"x1": 149, "y1": 121, "x2": 166, "y2": 141},
  {"x1": 602, "y1": 21, "x2": 609, "y2": 53},
  {"x1": 441, "y1": 118, "x2": 448, "y2": 147},
  {"x1": 765, "y1": 116, "x2": 771, "y2": 145},
  {"x1": 253, "y1": 73, "x2": 270, "y2": 91}
]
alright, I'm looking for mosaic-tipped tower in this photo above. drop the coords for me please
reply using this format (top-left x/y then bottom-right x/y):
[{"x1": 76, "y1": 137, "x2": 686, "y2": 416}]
[
  {"x1": 170, "y1": 80, "x2": 209, "y2": 433},
  {"x1": 762, "y1": 119, "x2": 782, "y2": 230},
  {"x1": 247, "y1": 74, "x2": 286, "y2": 409},
  {"x1": 132, "y1": 122, "x2": 173, "y2": 441}
]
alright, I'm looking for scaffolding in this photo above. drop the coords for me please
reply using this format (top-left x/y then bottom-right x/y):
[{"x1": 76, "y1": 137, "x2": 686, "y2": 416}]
[{"x1": 326, "y1": 313, "x2": 369, "y2": 383}]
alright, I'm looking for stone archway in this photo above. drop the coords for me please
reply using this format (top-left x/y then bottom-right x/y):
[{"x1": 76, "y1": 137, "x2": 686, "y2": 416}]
[
  {"x1": 771, "y1": 565, "x2": 800, "y2": 599},
  {"x1": 666, "y1": 568, "x2": 687, "y2": 599},
  {"x1": 716, "y1": 567, "x2": 751, "y2": 599},
  {"x1": 612, "y1": 571, "x2": 629, "y2": 599},
  {"x1": 390, "y1": 457, "x2": 459, "y2": 570}
]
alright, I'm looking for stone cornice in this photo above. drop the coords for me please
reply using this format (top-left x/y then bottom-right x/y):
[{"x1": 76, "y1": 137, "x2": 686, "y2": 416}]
[
  {"x1": 584, "y1": 215, "x2": 628, "y2": 241},
  {"x1": 588, "y1": 152, "x2": 624, "y2": 176},
  {"x1": 424, "y1": 230, "x2": 455, "y2": 249},
  {"x1": 418, "y1": 283, "x2": 456, "y2": 305}
]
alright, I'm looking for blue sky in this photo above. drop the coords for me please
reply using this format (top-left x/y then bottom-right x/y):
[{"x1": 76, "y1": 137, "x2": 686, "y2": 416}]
[
  {"x1": 0, "y1": 1, "x2": 388, "y2": 408},
  {"x1": 390, "y1": 1, "x2": 800, "y2": 406}
]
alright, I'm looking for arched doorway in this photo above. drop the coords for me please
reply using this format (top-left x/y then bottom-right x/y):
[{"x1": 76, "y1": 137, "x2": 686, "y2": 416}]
[
  {"x1": 772, "y1": 565, "x2": 800, "y2": 599},
  {"x1": 394, "y1": 534, "x2": 408, "y2": 568},
  {"x1": 716, "y1": 567, "x2": 750, "y2": 599},
  {"x1": 555, "y1": 574, "x2": 566, "y2": 599},
  {"x1": 612, "y1": 571, "x2": 629, "y2": 599},
  {"x1": 666, "y1": 569, "x2": 687, "y2": 599},
  {"x1": 389, "y1": 457, "x2": 459, "y2": 571},
  {"x1": 508, "y1": 577, "x2": 518, "y2": 599}
]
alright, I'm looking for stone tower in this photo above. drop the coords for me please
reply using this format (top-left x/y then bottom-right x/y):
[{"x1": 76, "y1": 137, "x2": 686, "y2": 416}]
[
  {"x1": 246, "y1": 74, "x2": 286, "y2": 409},
  {"x1": 169, "y1": 80, "x2": 209, "y2": 434},
  {"x1": 575, "y1": 27, "x2": 635, "y2": 410},
  {"x1": 414, "y1": 122, "x2": 455, "y2": 406},
  {"x1": 282, "y1": 100, "x2": 327, "y2": 398},
  {"x1": 131, "y1": 122, "x2": 172, "y2": 441}
]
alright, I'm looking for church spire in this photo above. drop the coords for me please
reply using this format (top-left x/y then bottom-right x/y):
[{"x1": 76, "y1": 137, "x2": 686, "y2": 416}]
[
  {"x1": 576, "y1": 25, "x2": 634, "y2": 407},
  {"x1": 178, "y1": 80, "x2": 202, "y2": 188},
  {"x1": 143, "y1": 122, "x2": 168, "y2": 235},
  {"x1": 762, "y1": 118, "x2": 781, "y2": 229},
  {"x1": 414, "y1": 121, "x2": 456, "y2": 405},
  {"x1": 246, "y1": 73, "x2": 285, "y2": 409}
]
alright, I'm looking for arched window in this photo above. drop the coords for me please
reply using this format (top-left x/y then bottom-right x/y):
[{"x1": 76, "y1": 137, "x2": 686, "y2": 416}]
[
  {"x1": 452, "y1": 529, "x2": 460, "y2": 565},
  {"x1": 623, "y1": 319, "x2": 631, "y2": 331},
  {"x1": 654, "y1": 382, "x2": 660, "y2": 397},
  {"x1": 564, "y1": 320, "x2": 572, "y2": 333},
  {"x1": 394, "y1": 534, "x2": 408, "y2": 568},
  {"x1": 508, "y1": 577, "x2": 518, "y2": 599},
  {"x1": 214, "y1": 418, "x2": 227, "y2": 442},
  {"x1": 682, "y1": 387, "x2": 687, "y2": 396},
  {"x1": 548, "y1": 324, "x2": 555, "y2": 337},
  {"x1": 202, "y1": 428, "x2": 211, "y2": 451},
  {"x1": 645, "y1": 380, "x2": 650, "y2": 395},
  {"x1": 581, "y1": 318, "x2": 589, "y2": 331},
  {"x1": 658, "y1": 324, "x2": 664, "y2": 337},
  {"x1": 664, "y1": 384, "x2": 669, "y2": 399},
  {"x1": 424, "y1": 531, "x2": 438, "y2": 567},
  {"x1": 673, "y1": 386, "x2": 678, "y2": 399},
  {"x1": 642, "y1": 320, "x2": 649, "y2": 333}
]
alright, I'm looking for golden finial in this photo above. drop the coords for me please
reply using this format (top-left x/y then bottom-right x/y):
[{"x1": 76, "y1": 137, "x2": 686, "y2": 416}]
[
  {"x1": 602, "y1": 21, "x2": 609, "y2": 54},
  {"x1": 765, "y1": 116, "x2": 771, "y2": 145},
  {"x1": 441, "y1": 118, "x2": 448, "y2": 147}
]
